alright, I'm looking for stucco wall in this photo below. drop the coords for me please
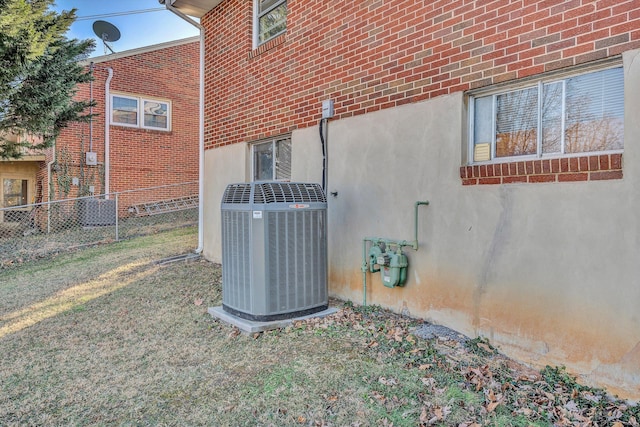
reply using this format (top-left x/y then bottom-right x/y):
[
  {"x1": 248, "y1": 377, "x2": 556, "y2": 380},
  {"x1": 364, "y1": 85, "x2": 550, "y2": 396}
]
[
  {"x1": 202, "y1": 142, "x2": 246, "y2": 262},
  {"x1": 202, "y1": 48, "x2": 640, "y2": 398}
]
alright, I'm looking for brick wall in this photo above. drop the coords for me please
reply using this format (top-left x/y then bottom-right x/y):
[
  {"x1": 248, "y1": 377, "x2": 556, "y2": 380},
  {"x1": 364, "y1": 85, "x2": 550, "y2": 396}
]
[
  {"x1": 460, "y1": 152, "x2": 623, "y2": 185},
  {"x1": 52, "y1": 39, "x2": 199, "y2": 201},
  {"x1": 202, "y1": 0, "x2": 639, "y2": 150}
]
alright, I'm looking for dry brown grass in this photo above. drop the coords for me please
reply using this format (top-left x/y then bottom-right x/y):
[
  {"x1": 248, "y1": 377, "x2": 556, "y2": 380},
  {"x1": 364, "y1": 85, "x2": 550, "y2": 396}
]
[
  {"x1": 1, "y1": 228, "x2": 638, "y2": 426},
  {"x1": 1, "y1": 228, "x2": 383, "y2": 426}
]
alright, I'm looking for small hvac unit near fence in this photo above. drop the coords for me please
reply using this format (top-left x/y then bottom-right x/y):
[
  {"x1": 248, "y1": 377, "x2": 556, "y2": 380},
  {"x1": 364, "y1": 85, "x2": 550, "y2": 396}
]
[
  {"x1": 221, "y1": 182, "x2": 328, "y2": 321},
  {"x1": 78, "y1": 198, "x2": 116, "y2": 226}
]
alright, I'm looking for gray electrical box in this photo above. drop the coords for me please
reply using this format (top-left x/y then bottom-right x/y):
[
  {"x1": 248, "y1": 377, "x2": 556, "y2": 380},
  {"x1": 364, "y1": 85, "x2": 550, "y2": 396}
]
[
  {"x1": 221, "y1": 182, "x2": 328, "y2": 321},
  {"x1": 322, "y1": 99, "x2": 334, "y2": 119},
  {"x1": 86, "y1": 152, "x2": 97, "y2": 166}
]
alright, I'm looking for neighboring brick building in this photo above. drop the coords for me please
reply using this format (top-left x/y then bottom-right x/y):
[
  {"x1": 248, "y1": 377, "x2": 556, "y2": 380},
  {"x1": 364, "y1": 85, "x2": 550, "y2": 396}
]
[
  {"x1": 169, "y1": 0, "x2": 640, "y2": 398},
  {"x1": 44, "y1": 36, "x2": 200, "y2": 204}
]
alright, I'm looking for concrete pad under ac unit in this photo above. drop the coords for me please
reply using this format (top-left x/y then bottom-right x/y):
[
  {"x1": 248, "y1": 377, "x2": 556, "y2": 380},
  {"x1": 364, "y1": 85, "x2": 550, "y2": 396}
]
[{"x1": 208, "y1": 305, "x2": 339, "y2": 333}]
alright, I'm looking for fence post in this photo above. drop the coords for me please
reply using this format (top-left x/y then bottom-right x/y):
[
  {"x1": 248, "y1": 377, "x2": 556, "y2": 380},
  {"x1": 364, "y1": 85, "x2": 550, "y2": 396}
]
[{"x1": 115, "y1": 193, "x2": 119, "y2": 242}]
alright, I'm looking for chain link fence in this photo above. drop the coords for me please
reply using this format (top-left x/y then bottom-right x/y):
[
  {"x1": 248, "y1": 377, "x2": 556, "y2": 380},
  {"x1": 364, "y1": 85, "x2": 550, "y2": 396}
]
[{"x1": 0, "y1": 182, "x2": 198, "y2": 268}]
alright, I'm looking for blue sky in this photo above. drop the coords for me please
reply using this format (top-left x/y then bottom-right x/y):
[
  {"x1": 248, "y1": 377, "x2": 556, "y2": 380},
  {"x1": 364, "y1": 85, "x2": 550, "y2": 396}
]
[{"x1": 51, "y1": 0, "x2": 200, "y2": 57}]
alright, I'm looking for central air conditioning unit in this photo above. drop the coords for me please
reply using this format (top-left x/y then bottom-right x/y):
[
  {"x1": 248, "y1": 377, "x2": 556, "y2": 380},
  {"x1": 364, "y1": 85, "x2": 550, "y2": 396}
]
[{"x1": 221, "y1": 182, "x2": 328, "y2": 321}]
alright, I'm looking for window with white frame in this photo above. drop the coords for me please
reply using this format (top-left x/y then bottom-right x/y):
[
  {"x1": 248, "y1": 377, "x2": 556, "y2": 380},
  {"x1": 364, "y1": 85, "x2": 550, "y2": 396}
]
[
  {"x1": 252, "y1": 135, "x2": 291, "y2": 181},
  {"x1": 112, "y1": 95, "x2": 138, "y2": 127},
  {"x1": 254, "y1": 0, "x2": 287, "y2": 47},
  {"x1": 469, "y1": 66, "x2": 624, "y2": 163},
  {"x1": 111, "y1": 94, "x2": 171, "y2": 131}
]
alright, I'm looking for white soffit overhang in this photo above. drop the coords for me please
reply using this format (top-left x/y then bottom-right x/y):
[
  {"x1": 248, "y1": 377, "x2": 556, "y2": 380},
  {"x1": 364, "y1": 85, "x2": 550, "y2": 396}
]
[{"x1": 165, "y1": 0, "x2": 224, "y2": 18}]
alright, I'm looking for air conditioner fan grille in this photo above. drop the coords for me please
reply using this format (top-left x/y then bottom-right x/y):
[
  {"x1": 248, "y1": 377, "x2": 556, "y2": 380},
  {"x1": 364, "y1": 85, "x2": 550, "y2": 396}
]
[
  {"x1": 254, "y1": 182, "x2": 326, "y2": 204},
  {"x1": 222, "y1": 183, "x2": 251, "y2": 204}
]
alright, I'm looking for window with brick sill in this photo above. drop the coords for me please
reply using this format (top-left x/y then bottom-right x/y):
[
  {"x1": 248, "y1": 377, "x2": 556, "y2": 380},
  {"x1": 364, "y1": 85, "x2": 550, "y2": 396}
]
[
  {"x1": 253, "y1": 0, "x2": 287, "y2": 48},
  {"x1": 465, "y1": 66, "x2": 623, "y2": 185},
  {"x1": 111, "y1": 94, "x2": 171, "y2": 131}
]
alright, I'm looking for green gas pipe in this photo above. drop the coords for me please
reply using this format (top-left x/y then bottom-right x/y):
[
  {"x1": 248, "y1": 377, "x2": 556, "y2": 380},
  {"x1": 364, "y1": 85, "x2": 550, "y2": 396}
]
[{"x1": 361, "y1": 200, "x2": 429, "y2": 306}]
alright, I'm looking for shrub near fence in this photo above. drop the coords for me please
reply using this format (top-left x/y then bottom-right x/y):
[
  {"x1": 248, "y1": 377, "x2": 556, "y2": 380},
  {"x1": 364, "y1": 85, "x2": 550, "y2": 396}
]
[{"x1": 0, "y1": 182, "x2": 198, "y2": 267}]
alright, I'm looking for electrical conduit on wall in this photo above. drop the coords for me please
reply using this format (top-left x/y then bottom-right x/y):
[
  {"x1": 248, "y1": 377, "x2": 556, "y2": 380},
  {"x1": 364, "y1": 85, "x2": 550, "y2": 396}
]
[{"x1": 89, "y1": 62, "x2": 94, "y2": 152}]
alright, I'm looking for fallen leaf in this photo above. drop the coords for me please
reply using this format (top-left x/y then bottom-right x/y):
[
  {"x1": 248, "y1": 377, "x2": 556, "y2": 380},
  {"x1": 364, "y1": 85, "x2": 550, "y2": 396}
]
[
  {"x1": 371, "y1": 391, "x2": 386, "y2": 403},
  {"x1": 517, "y1": 374, "x2": 535, "y2": 382},
  {"x1": 612, "y1": 423, "x2": 624, "y2": 427},
  {"x1": 378, "y1": 377, "x2": 398, "y2": 386},
  {"x1": 610, "y1": 408, "x2": 624, "y2": 419},
  {"x1": 421, "y1": 377, "x2": 435, "y2": 387},
  {"x1": 418, "y1": 364, "x2": 432, "y2": 370},
  {"x1": 564, "y1": 400, "x2": 579, "y2": 412},
  {"x1": 477, "y1": 342, "x2": 493, "y2": 353},
  {"x1": 297, "y1": 416, "x2": 306, "y2": 423},
  {"x1": 434, "y1": 406, "x2": 444, "y2": 420},
  {"x1": 487, "y1": 401, "x2": 500, "y2": 412},
  {"x1": 441, "y1": 405, "x2": 451, "y2": 419},
  {"x1": 581, "y1": 391, "x2": 601, "y2": 403},
  {"x1": 419, "y1": 406, "x2": 428, "y2": 422},
  {"x1": 194, "y1": 298, "x2": 203, "y2": 306}
]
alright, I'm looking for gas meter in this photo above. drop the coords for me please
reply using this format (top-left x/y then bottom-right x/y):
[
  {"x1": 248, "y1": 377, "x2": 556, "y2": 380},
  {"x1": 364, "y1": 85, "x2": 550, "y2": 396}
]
[
  {"x1": 368, "y1": 242, "x2": 408, "y2": 288},
  {"x1": 380, "y1": 249, "x2": 408, "y2": 288}
]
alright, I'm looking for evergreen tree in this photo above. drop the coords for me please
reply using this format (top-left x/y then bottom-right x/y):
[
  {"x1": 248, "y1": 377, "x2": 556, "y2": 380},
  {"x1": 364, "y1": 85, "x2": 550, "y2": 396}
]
[{"x1": 0, "y1": 0, "x2": 95, "y2": 159}]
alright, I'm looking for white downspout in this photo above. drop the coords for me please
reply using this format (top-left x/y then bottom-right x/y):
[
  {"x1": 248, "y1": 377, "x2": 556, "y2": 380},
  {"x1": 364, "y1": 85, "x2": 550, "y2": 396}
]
[
  {"x1": 104, "y1": 67, "x2": 113, "y2": 199},
  {"x1": 46, "y1": 140, "x2": 56, "y2": 233},
  {"x1": 164, "y1": 1, "x2": 205, "y2": 254}
]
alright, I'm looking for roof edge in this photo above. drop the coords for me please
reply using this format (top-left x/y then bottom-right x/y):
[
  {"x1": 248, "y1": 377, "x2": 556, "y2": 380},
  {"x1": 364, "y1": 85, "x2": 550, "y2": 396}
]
[{"x1": 84, "y1": 36, "x2": 200, "y2": 65}]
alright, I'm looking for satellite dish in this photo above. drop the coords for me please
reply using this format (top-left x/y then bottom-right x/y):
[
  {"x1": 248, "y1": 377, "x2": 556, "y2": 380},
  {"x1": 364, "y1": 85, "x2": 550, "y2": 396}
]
[{"x1": 93, "y1": 20, "x2": 121, "y2": 54}]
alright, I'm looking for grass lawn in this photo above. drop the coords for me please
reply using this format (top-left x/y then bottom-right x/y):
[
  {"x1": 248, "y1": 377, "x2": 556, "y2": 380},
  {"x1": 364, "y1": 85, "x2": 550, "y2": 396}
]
[{"x1": 1, "y1": 227, "x2": 638, "y2": 426}]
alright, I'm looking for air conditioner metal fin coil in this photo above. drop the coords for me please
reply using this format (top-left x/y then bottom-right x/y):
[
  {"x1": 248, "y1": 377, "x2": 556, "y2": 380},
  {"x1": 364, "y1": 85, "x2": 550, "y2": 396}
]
[{"x1": 221, "y1": 182, "x2": 328, "y2": 321}]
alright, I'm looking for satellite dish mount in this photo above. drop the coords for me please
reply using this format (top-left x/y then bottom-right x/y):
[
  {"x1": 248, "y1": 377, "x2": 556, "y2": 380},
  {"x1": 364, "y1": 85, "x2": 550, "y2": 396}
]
[{"x1": 93, "y1": 20, "x2": 121, "y2": 55}]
